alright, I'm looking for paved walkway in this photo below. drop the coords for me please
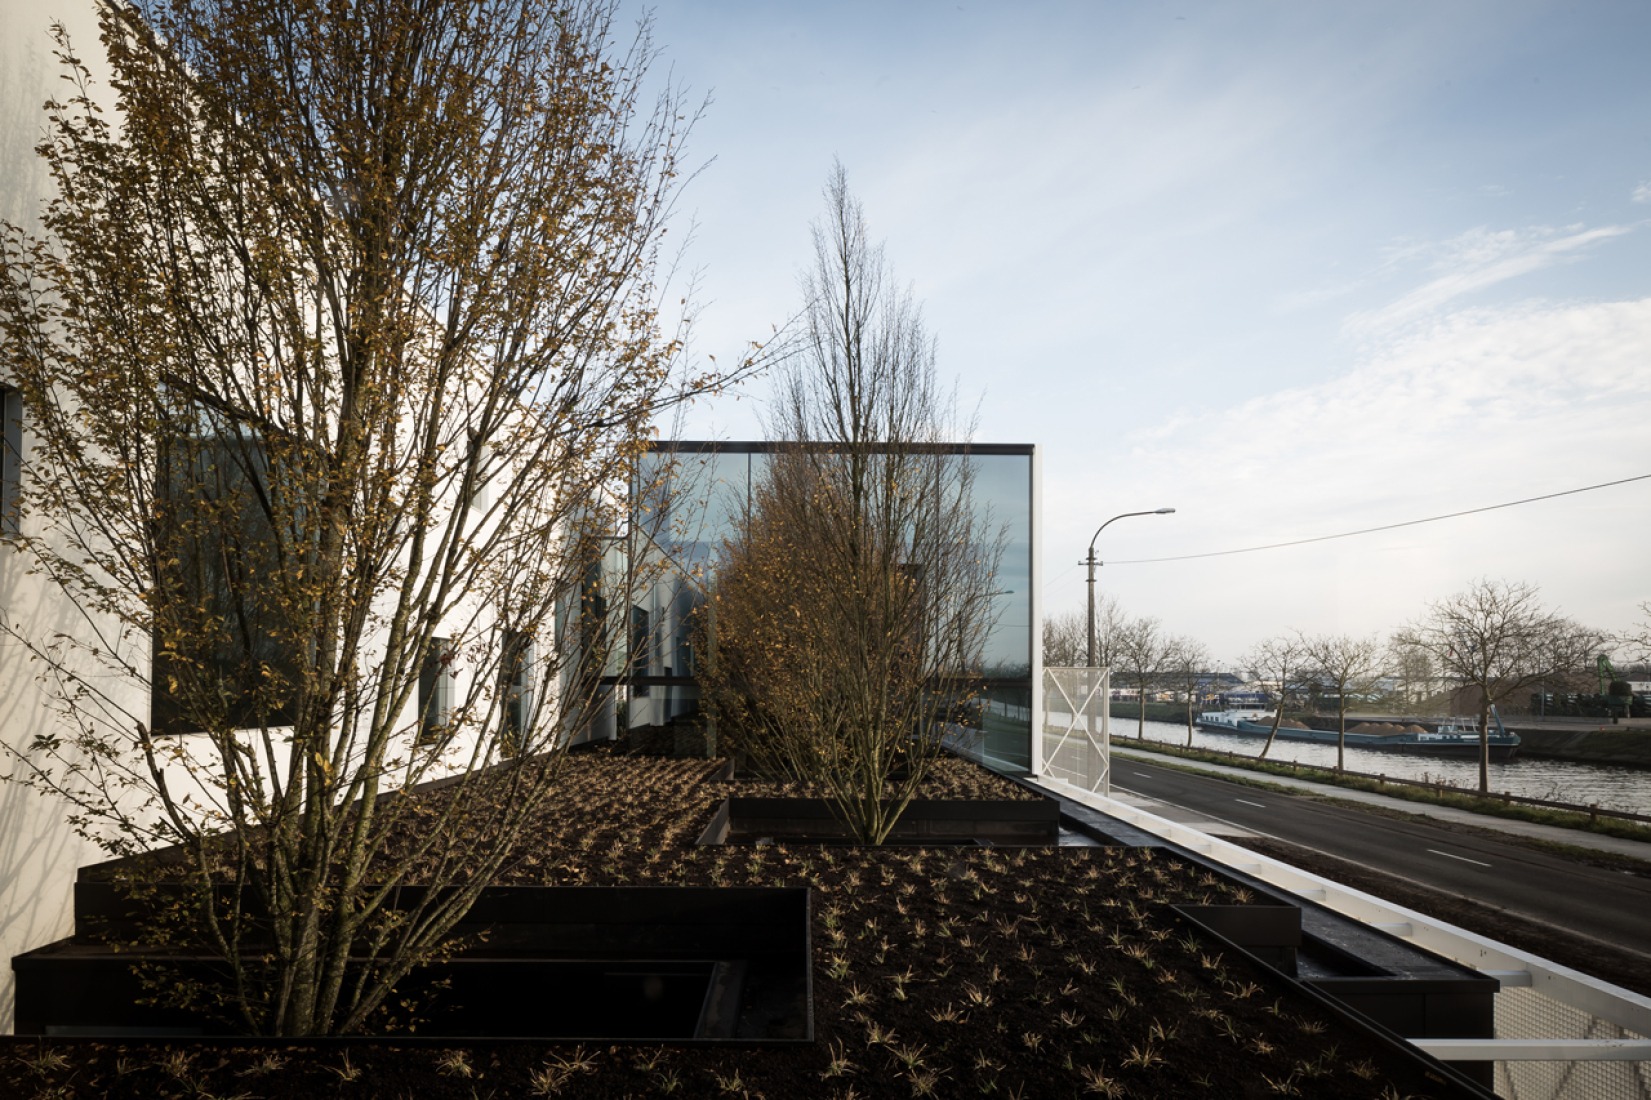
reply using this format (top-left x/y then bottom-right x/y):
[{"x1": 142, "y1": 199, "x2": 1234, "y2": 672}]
[{"x1": 1110, "y1": 743, "x2": 1651, "y2": 863}]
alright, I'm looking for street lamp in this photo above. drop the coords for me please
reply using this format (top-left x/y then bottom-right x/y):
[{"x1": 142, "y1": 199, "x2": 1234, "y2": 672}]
[{"x1": 1086, "y1": 508, "x2": 1175, "y2": 668}]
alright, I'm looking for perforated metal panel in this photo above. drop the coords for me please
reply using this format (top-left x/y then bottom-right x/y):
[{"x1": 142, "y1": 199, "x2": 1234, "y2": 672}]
[
  {"x1": 1492, "y1": 987, "x2": 1651, "y2": 1099},
  {"x1": 1041, "y1": 666, "x2": 1110, "y2": 793}
]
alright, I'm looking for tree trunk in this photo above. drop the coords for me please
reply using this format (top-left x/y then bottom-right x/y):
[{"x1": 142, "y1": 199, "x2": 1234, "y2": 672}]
[
  {"x1": 1477, "y1": 691, "x2": 1492, "y2": 794},
  {"x1": 1259, "y1": 708, "x2": 1284, "y2": 760},
  {"x1": 1336, "y1": 697, "x2": 1347, "y2": 773}
]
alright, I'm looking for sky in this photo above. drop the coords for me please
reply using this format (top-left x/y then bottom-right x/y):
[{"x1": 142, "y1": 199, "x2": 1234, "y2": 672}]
[{"x1": 627, "y1": 0, "x2": 1651, "y2": 666}]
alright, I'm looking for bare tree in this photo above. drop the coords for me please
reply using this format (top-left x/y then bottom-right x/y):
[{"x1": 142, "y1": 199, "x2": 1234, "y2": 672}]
[
  {"x1": 1043, "y1": 610, "x2": 1086, "y2": 668},
  {"x1": 1163, "y1": 635, "x2": 1211, "y2": 746},
  {"x1": 1094, "y1": 597, "x2": 1131, "y2": 671},
  {"x1": 1303, "y1": 633, "x2": 1382, "y2": 772},
  {"x1": 697, "y1": 163, "x2": 1004, "y2": 845},
  {"x1": 1242, "y1": 633, "x2": 1309, "y2": 760},
  {"x1": 1114, "y1": 616, "x2": 1169, "y2": 739},
  {"x1": 1044, "y1": 599, "x2": 1125, "y2": 668},
  {"x1": 0, "y1": 0, "x2": 738, "y2": 1036},
  {"x1": 1392, "y1": 579, "x2": 1606, "y2": 792},
  {"x1": 1386, "y1": 642, "x2": 1437, "y2": 710},
  {"x1": 1623, "y1": 602, "x2": 1651, "y2": 667}
]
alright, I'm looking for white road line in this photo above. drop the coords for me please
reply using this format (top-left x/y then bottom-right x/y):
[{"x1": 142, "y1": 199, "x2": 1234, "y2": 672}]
[
  {"x1": 1133, "y1": 772, "x2": 1154, "y2": 779},
  {"x1": 1427, "y1": 848, "x2": 1492, "y2": 868},
  {"x1": 1235, "y1": 798, "x2": 1266, "y2": 809}
]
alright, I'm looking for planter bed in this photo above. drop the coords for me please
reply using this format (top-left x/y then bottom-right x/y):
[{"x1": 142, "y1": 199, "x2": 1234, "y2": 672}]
[
  {"x1": 1178, "y1": 901, "x2": 1497, "y2": 1090},
  {"x1": 16, "y1": 886, "x2": 811, "y2": 1042},
  {"x1": 4, "y1": 747, "x2": 1492, "y2": 1098},
  {"x1": 697, "y1": 795, "x2": 1061, "y2": 846}
]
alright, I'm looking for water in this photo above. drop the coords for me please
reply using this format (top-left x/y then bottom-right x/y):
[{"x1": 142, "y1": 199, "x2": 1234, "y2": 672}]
[{"x1": 1113, "y1": 717, "x2": 1651, "y2": 817}]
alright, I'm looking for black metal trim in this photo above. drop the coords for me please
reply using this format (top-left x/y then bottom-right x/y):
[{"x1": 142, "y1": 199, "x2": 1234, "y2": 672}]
[{"x1": 644, "y1": 439, "x2": 1034, "y2": 457}]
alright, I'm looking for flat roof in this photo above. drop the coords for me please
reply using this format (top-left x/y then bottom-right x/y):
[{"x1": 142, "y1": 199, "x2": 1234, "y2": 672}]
[{"x1": 645, "y1": 440, "x2": 1035, "y2": 456}]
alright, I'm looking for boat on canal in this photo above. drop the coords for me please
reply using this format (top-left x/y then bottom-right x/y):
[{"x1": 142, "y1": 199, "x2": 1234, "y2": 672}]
[{"x1": 1195, "y1": 709, "x2": 1520, "y2": 761}]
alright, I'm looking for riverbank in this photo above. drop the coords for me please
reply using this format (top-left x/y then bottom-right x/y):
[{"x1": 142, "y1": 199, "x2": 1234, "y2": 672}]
[{"x1": 1106, "y1": 705, "x2": 1651, "y2": 770}]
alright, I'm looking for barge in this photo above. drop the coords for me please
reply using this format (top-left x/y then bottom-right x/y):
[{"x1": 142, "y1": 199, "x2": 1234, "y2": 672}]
[{"x1": 1196, "y1": 710, "x2": 1520, "y2": 761}]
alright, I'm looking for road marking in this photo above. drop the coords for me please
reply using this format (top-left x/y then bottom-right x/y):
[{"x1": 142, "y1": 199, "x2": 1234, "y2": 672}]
[
  {"x1": 1133, "y1": 772, "x2": 1154, "y2": 779},
  {"x1": 1235, "y1": 798, "x2": 1266, "y2": 809},
  {"x1": 1427, "y1": 848, "x2": 1492, "y2": 868}
]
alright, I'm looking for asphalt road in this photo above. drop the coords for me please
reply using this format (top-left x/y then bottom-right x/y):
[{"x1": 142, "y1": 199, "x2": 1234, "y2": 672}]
[{"x1": 1114, "y1": 759, "x2": 1651, "y2": 957}]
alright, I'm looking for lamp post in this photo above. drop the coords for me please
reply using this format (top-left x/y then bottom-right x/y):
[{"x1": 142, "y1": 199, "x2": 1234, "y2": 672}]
[{"x1": 1086, "y1": 508, "x2": 1175, "y2": 668}]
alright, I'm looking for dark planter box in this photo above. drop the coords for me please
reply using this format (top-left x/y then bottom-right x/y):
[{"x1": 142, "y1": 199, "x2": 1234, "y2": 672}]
[
  {"x1": 1175, "y1": 903, "x2": 1302, "y2": 971},
  {"x1": 1177, "y1": 901, "x2": 1497, "y2": 1094},
  {"x1": 697, "y1": 796, "x2": 1060, "y2": 846},
  {"x1": 14, "y1": 886, "x2": 811, "y2": 1042}
]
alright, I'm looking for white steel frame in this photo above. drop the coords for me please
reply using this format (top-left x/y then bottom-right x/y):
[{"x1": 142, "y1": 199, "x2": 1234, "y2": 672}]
[{"x1": 1035, "y1": 780, "x2": 1651, "y2": 1066}]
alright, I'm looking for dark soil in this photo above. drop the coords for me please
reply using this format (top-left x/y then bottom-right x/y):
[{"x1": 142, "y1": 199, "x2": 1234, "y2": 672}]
[{"x1": 3, "y1": 748, "x2": 1483, "y2": 1099}]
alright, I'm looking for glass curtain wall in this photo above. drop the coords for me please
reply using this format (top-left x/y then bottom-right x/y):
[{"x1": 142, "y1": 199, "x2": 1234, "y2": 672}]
[{"x1": 628, "y1": 441, "x2": 1037, "y2": 771}]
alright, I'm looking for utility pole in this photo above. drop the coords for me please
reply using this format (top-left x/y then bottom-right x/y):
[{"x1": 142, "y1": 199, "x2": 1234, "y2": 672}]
[{"x1": 1085, "y1": 508, "x2": 1175, "y2": 667}]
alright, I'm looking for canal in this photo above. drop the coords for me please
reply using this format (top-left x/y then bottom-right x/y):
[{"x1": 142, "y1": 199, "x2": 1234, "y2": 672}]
[{"x1": 1114, "y1": 717, "x2": 1651, "y2": 816}]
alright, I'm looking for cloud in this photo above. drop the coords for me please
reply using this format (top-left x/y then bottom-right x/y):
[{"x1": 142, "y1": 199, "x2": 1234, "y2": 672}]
[
  {"x1": 1079, "y1": 296, "x2": 1651, "y2": 658},
  {"x1": 1346, "y1": 224, "x2": 1634, "y2": 335},
  {"x1": 1274, "y1": 280, "x2": 1368, "y2": 313},
  {"x1": 1634, "y1": 181, "x2": 1651, "y2": 204},
  {"x1": 1144, "y1": 296, "x2": 1651, "y2": 483}
]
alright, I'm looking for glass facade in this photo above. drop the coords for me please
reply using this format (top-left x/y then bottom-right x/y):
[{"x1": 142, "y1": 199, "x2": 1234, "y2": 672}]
[{"x1": 630, "y1": 441, "x2": 1038, "y2": 771}]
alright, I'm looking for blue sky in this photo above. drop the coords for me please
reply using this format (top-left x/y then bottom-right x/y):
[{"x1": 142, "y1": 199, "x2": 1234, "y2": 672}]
[{"x1": 635, "y1": 0, "x2": 1651, "y2": 663}]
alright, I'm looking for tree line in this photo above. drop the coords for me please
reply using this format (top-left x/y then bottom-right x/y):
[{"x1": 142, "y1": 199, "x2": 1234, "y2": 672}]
[{"x1": 1045, "y1": 578, "x2": 1636, "y2": 791}]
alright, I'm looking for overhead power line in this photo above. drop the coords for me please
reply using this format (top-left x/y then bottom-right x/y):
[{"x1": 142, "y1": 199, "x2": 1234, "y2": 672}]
[{"x1": 1106, "y1": 473, "x2": 1651, "y2": 566}]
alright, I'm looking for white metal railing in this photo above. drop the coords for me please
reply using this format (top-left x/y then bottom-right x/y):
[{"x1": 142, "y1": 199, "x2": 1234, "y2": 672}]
[{"x1": 1411, "y1": 1039, "x2": 1651, "y2": 1061}]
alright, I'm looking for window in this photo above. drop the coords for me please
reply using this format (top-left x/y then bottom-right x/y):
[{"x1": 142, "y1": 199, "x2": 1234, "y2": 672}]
[
  {"x1": 419, "y1": 636, "x2": 455, "y2": 744},
  {"x1": 1, "y1": 384, "x2": 21, "y2": 538},
  {"x1": 675, "y1": 628, "x2": 693, "y2": 677},
  {"x1": 150, "y1": 427, "x2": 300, "y2": 735},
  {"x1": 630, "y1": 606, "x2": 650, "y2": 696},
  {"x1": 579, "y1": 558, "x2": 607, "y2": 669},
  {"x1": 501, "y1": 630, "x2": 533, "y2": 754}
]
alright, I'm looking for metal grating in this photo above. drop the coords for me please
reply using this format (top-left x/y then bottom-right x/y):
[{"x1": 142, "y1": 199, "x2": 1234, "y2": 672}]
[
  {"x1": 1493, "y1": 987, "x2": 1651, "y2": 1099},
  {"x1": 1040, "y1": 666, "x2": 1110, "y2": 793}
]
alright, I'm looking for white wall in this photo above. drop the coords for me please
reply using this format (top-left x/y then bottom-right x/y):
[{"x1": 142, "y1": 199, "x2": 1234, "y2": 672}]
[
  {"x1": 0, "y1": 0, "x2": 111, "y2": 1034},
  {"x1": 0, "y1": 0, "x2": 634, "y2": 1032}
]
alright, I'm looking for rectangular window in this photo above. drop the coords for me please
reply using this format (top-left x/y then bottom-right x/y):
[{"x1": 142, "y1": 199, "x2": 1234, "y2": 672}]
[
  {"x1": 150, "y1": 428, "x2": 300, "y2": 735},
  {"x1": 579, "y1": 558, "x2": 607, "y2": 670},
  {"x1": 630, "y1": 606, "x2": 650, "y2": 696},
  {"x1": 1, "y1": 384, "x2": 21, "y2": 538},
  {"x1": 419, "y1": 636, "x2": 455, "y2": 744},
  {"x1": 675, "y1": 628, "x2": 693, "y2": 677},
  {"x1": 501, "y1": 630, "x2": 533, "y2": 754}
]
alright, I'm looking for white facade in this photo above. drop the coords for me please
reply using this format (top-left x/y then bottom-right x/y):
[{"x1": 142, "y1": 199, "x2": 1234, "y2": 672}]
[
  {"x1": 0, "y1": 0, "x2": 110, "y2": 1033},
  {"x1": 0, "y1": 2, "x2": 591, "y2": 1030}
]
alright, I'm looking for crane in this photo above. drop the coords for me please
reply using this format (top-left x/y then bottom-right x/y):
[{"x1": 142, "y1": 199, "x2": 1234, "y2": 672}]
[{"x1": 1597, "y1": 654, "x2": 1618, "y2": 695}]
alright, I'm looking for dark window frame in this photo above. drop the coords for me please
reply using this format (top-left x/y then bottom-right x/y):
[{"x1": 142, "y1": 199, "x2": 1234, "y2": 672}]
[
  {"x1": 1, "y1": 384, "x2": 21, "y2": 538},
  {"x1": 149, "y1": 426, "x2": 301, "y2": 736},
  {"x1": 419, "y1": 635, "x2": 456, "y2": 744},
  {"x1": 501, "y1": 630, "x2": 534, "y2": 752}
]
